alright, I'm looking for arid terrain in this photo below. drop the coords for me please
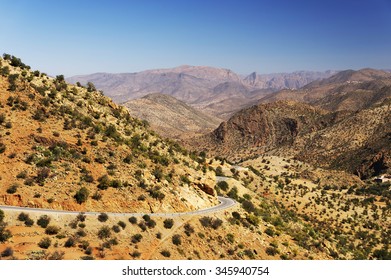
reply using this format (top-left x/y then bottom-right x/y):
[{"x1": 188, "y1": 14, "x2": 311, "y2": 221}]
[
  {"x1": 67, "y1": 66, "x2": 335, "y2": 120},
  {"x1": 0, "y1": 55, "x2": 390, "y2": 260}
]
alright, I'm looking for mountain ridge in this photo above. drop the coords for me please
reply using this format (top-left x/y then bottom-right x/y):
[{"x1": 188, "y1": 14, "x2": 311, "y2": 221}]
[{"x1": 67, "y1": 66, "x2": 336, "y2": 119}]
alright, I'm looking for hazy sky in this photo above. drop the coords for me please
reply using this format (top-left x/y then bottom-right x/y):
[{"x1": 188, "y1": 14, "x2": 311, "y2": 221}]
[{"x1": 1, "y1": 0, "x2": 391, "y2": 76}]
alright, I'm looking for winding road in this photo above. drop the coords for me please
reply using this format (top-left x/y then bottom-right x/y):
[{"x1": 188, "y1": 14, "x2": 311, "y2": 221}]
[{"x1": 0, "y1": 196, "x2": 236, "y2": 217}]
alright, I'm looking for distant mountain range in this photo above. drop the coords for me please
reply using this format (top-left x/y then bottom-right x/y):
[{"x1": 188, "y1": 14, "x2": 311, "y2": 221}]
[
  {"x1": 67, "y1": 66, "x2": 336, "y2": 119},
  {"x1": 259, "y1": 68, "x2": 391, "y2": 111}
]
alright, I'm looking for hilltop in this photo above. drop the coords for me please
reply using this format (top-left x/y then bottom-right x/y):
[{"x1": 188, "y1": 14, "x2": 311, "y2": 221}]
[{"x1": 122, "y1": 93, "x2": 222, "y2": 139}]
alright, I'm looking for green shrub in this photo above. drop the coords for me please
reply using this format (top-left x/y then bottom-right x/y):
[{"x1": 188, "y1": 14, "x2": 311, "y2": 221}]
[
  {"x1": 128, "y1": 216, "x2": 137, "y2": 224},
  {"x1": 265, "y1": 227, "x2": 275, "y2": 237},
  {"x1": 24, "y1": 218, "x2": 34, "y2": 227},
  {"x1": 160, "y1": 250, "x2": 171, "y2": 257},
  {"x1": 98, "y1": 213, "x2": 109, "y2": 222},
  {"x1": 0, "y1": 224, "x2": 12, "y2": 242},
  {"x1": 98, "y1": 226, "x2": 111, "y2": 239},
  {"x1": 97, "y1": 174, "x2": 110, "y2": 190},
  {"x1": 163, "y1": 218, "x2": 174, "y2": 229},
  {"x1": 215, "y1": 166, "x2": 224, "y2": 176},
  {"x1": 1, "y1": 247, "x2": 13, "y2": 257},
  {"x1": 217, "y1": 181, "x2": 229, "y2": 191},
  {"x1": 184, "y1": 223, "x2": 195, "y2": 236},
  {"x1": 64, "y1": 237, "x2": 75, "y2": 248},
  {"x1": 118, "y1": 221, "x2": 126, "y2": 229},
  {"x1": 17, "y1": 212, "x2": 29, "y2": 222},
  {"x1": 172, "y1": 234, "x2": 182, "y2": 246},
  {"x1": 199, "y1": 217, "x2": 223, "y2": 229},
  {"x1": 38, "y1": 237, "x2": 51, "y2": 249},
  {"x1": 74, "y1": 187, "x2": 89, "y2": 204},
  {"x1": 131, "y1": 234, "x2": 143, "y2": 244},
  {"x1": 0, "y1": 143, "x2": 6, "y2": 153},
  {"x1": 37, "y1": 215, "x2": 51, "y2": 228},
  {"x1": 266, "y1": 246, "x2": 279, "y2": 256},
  {"x1": 45, "y1": 226, "x2": 60, "y2": 235},
  {"x1": 48, "y1": 251, "x2": 65, "y2": 260},
  {"x1": 16, "y1": 170, "x2": 28, "y2": 179},
  {"x1": 112, "y1": 225, "x2": 121, "y2": 233},
  {"x1": 0, "y1": 113, "x2": 5, "y2": 124},
  {"x1": 6, "y1": 184, "x2": 18, "y2": 194}
]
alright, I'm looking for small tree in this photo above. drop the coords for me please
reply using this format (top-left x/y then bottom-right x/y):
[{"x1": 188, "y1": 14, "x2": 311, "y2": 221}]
[
  {"x1": 0, "y1": 224, "x2": 12, "y2": 242},
  {"x1": 38, "y1": 237, "x2": 51, "y2": 249},
  {"x1": 87, "y1": 82, "x2": 96, "y2": 92},
  {"x1": 128, "y1": 216, "x2": 137, "y2": 224},
  {"x1": 217, "y1": 181, "x2": 229, "y2": 191},
  {"x1": 98, "y1": 226, "x2": 111, "y2": 240},
  {"x1": 215, "y1": 166, "x2": 224, "y2": 176},
  {"x1": 74, "y1": 187, "x2": 89, "y2": 204},
  {"x1": 160, "y1": 250, "x2": 171, "y2": 257},
  {"x1": 0, "y1": 210, "x2": 4, "y2": 223},
  {"x1": 24, "y1": 217, "x2": 34, "y2": 227},
  {"x1": 163, "y1": 218, "x2": 174, "y2": 229},
  {"x1": 172, "y1": 234, "x2": 182, "y2": 246},
  {"x1": 98, "y1": 213, "x2": 109, "y2": 222},
  {"x1": 6, "y1": 184, "x2": 18, "y2": 194},
  {"x1": 37, "y1": 215, "x2": 51, "y2": 228},
  {"x1": 64, "y1": 237, "x2": 76, "y2": 248},
  {"x1": 17, "y1": 212, "x2": 29, "y2": 222},
  {"x1": 184, "y1": 223, "x2": 195, "y2": 236},
  {"x1": 77, "y1": 212, "x2": 86, "y2": 222},
  {"x1": 1, "y1": 247, "x2": 13, "y2": 257},
  {"x1": 112, "y1": 225, "x2": 121, "y2": 233},
  {"x1": 118, "y1": 221, "x2": 126, "y2": 229},
  {"x1": 45, "y1": 225, "x2": 60, "y2": 235},
  {"x1": 131, "y1": 233, "x2": 143, "y2": 244}
]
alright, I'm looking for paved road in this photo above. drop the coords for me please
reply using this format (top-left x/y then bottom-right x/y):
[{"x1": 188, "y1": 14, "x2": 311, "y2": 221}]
[{"x1": 0, "y1": 196, "x2": 236, "y2": 218}]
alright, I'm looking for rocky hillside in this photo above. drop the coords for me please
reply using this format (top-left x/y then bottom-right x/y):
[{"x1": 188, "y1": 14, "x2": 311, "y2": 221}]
[
  {"x1": 67, "y1": 66, "x2": 334, "y2": 119},
  {"x1": 122, "y1": 93, "x2": 222, "y2": 139},
  {"x1": 190, "y1": 101, "x2": 332, "y2": 161},
  {"x1": 259, "y1": 68, "x2": 391, "y2": 112},
  {"x1": 0, "y1": 55, "x2": 218, "y2": 214},
  {"x1": 280, "y1": 99, "x2": 391, "y2": 179},
  {"x1": 190, "y1": 98, "x2": 390, "y2": 179}
]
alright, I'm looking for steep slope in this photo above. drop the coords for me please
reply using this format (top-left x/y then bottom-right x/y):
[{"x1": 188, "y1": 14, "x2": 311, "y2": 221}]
[
  {"x1": 0, "y1": 56, "x2": 218, "y2": 214},
  {"x1": 259, "y1": 68, "x2": 391, "y2": 112},
  {"x1": 190, "y1": 101, "x2": 332, "y2": 162},
  {"x1": 122, "y1": 93, "x2": 222, "y2": 139},
  {"x1": 279, "y1": 99, "x2": 391, "y2": 178},
  {"x1": 190, "y1": 97, "x2": 390, "y2": 178}
]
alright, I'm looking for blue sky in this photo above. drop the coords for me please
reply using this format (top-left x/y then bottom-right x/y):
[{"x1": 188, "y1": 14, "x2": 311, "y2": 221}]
[{"x1": 1, "y1": 0, "x2": 390, "y2": 76}]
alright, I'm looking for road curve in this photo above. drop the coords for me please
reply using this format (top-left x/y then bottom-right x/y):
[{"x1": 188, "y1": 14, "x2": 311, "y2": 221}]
[{"x1": 0, "y1": 196, "x2": 236, "y2": 218}]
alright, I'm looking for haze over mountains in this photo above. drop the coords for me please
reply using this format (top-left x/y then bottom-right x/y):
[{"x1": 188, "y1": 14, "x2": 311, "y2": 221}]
[
  {"x1": 67, "y1": 66, "x2": 336, "y2": 119},
  {"x1": 259, "y1": 68, "x2": 391, "y2": 111}
]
